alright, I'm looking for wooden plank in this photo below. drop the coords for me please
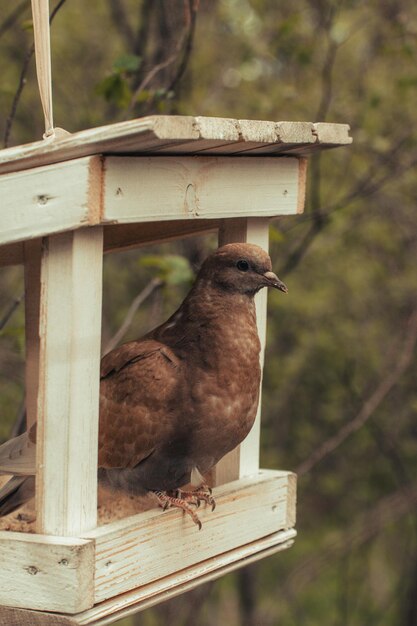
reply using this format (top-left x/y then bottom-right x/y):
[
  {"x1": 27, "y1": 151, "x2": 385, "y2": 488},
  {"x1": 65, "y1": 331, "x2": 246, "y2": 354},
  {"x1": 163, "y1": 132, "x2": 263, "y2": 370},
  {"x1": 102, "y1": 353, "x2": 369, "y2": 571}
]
[
  {"x1": 77, "y1": 528, "x2": 296, "y2": 625},
  {"x1": 0, "y1": 532, "x2": 94, "y2": 613},
  {"x1": 82, "y1": 470, "x2": 295, "y2": 604},
  {"x1": 213, "y1": 218, "x2": 270, "y2": 485},
  {"x1": 0, "y1": 116, "x2": 351, "y2": 176},
  {"x1": 0, "y1": 156, "x2": 102, "y2": 246},
  {"x1": 313, "y1": 122, "x2": 352, "y2": 145},
  {"x1": 24, "y1": 240, "x2": 42, "y2": 429},
  {"x1": 157, "y1": 116, "x2": 245, "y2": 155},
  {"x1": 36, "y1": 228, "x2": 103, "y2": 536},
  {"x1": 103, "y1": 156, "x2": 300, "y2": 224},
  {"x1": 103, "y1": 219, "x2": 220, "y2": 254},
  {"x1": 277, "y1": 121, "x2": 316, "y2": 144},
  {"x1": 297, "y1": 158, "x2": 308, "y2": 214},
  {"x1": 0, "y1": 528, "x2": 295, "y2": 625},
  {"x1": 0, "y1": 116, "x2": 199, "y2": 175},
  {"x1": 0, "y1": 220, "x2": 219, "y2": 264}
]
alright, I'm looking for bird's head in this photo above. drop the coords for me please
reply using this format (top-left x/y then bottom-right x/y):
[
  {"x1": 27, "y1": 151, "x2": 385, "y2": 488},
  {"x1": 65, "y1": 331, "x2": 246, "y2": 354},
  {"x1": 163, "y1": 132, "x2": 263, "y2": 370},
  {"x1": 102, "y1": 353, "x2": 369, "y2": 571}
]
[{"x1": 198, "y1": 243, "x2": 288, "y2": 296}]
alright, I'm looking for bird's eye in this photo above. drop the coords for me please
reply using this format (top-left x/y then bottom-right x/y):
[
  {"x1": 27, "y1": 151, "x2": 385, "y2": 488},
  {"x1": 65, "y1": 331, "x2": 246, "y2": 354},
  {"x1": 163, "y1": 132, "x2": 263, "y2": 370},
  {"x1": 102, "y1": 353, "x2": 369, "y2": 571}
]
[{"x1": 236, "y1": 259, "x2": 249, "y2": 272}]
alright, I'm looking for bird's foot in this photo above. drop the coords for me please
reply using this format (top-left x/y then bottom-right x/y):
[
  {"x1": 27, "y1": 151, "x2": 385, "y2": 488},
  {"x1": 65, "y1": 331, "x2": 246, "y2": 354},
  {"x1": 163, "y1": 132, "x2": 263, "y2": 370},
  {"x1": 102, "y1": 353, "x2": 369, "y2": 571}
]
[
  {"x1": 153, "y1": 490, "x2": 203, "y2": 530},
  {"x1": 175, "y1": 483, "x2": 216, "y2": 512}
]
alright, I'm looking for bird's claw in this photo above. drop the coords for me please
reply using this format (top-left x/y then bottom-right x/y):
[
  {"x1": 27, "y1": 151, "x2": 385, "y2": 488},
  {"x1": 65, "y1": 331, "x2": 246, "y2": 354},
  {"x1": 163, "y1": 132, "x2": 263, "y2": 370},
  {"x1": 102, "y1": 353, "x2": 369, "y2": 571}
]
[
  {"x1": 153, "y1": 490, "x2": 203, "y2": 529},
  {"x1": 175, "y1": 484, "x2": 216, "y2": 512},
  {"x1": 152, "y1": 484, "x2": 215, "y2": 529}
]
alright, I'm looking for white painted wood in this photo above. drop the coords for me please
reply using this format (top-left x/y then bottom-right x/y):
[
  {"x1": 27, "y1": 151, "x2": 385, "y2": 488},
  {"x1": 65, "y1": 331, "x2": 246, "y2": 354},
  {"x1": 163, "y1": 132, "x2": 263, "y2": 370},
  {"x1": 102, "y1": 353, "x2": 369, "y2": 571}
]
[
  {"x1": 36, "y1": 228, "x2": 103, "y2": 536},
  {"x1": 0, "y1": 470, "x2": 295, "y2": 617},
  {"x1": 0, "y1": 156, "x2": 102, "y2": 246},
  {"x1": 0, "y1": 115, "x2": 352, "y2": 176},
  {"x1": 214, "y1": 218, "x2": 270, "y2": 484},
  {"x1": 313, "y1": 122, "x2": 352, "y2": 145},
  {"x1": 81, "y1": 470, "x2": 296, "y2": 604},
  {"x1": 0, "y1": 528, "x2": 295, "y2": 625},
  {"x1": 24, "y1": 240, "x2": 42, "y2": 429},
  {"x1": 0, "y1": 153, "x2": 304, "y2": 248},
  {"x1": 0, "y1": 531, "x2": 94, "y2": 613},
  {"x1": 103, "y1": 219, "x2": 220, "y2": 255},
  {"x1": 297, "y1": 158, "x2": 308, "y2": 214},
  {"x1": 77, "y1": 529, "x2": 296, "y2": 625},
  {"x1": 277, "y1": 121, "x2": 316, "y2": 144},
  {"x1": 103, "y1": 156, "x2": 300, "y2": 223}
]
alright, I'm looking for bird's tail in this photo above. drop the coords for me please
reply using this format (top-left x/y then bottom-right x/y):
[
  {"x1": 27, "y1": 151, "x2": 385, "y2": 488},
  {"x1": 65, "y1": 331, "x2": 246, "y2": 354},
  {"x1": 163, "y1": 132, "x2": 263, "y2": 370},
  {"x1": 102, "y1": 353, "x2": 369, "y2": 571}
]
[{"x1": 0, "y1": 475, "x2": 35, "y2": 517}]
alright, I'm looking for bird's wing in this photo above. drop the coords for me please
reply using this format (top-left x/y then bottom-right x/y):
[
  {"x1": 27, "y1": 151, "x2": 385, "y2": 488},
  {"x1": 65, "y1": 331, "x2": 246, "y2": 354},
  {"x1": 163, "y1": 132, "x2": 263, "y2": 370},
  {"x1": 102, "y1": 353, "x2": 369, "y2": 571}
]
[
  {"x1": 0, "y1": 430, "x2": 36, "y2": 475},
  {"x1": 99, "y1": 338, "x2": 182, "y2": 470}
]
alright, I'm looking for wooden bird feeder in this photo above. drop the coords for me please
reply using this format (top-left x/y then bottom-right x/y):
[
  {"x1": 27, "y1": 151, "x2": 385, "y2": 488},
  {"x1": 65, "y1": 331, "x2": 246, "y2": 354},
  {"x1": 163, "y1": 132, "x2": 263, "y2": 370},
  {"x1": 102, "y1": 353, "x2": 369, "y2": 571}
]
[
  {"x1": 0, "y1": 114, "x2": 351, "y2": 625},
  {"x1": 0, "y1": 4, "x2": 352, "y2": 624}
]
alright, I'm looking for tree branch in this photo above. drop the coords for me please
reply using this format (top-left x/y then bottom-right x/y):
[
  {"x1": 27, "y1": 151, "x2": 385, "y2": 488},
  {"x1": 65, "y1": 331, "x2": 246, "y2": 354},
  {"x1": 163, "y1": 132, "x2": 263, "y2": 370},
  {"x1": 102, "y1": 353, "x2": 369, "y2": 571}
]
[
  {"x1": 296, "y1": 307, "x2": 417, "y2": 476},
  {"x1": 0, "y1": 1, "x2": 29, "y2": 39},
  {"x1": 0, "y1": 293, "x2": 24, "y2": 332},
  {"x1": 277, "y1": 480, "x2": 417, "y2": 605},
  {"x1": 107, "y1": 0, "x2": 136, "y2": 49},
  {"x1": 103, "y1": 277, "x2": 163, "y2": 355},
  {"x1": 3, "y1": 0, "x2": 67, "y2": 148},
  {"x1": 127, "y1": 0, "x2": 199, "y2": 114}
]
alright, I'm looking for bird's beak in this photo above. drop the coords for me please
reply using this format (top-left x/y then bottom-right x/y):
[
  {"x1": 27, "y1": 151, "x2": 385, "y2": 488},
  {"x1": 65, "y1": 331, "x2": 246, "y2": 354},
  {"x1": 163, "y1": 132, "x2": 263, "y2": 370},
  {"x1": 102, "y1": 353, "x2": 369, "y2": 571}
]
[{"x1": 263, "y1": 271, "x2": 288, "y2": 293}]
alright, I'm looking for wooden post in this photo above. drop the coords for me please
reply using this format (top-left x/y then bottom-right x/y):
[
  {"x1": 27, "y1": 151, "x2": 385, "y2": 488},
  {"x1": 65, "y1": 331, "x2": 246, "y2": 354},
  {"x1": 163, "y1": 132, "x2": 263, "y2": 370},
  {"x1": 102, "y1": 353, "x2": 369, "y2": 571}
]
[
  {"x1": 35, "y1": 227, "x2": 103, "y2": 536},
  {"x1": 213, "y1": 217, "x2": 270, "y2": 485},
  {"x1": 24, "y1": 240, "x2": 42, "y2": 430}
]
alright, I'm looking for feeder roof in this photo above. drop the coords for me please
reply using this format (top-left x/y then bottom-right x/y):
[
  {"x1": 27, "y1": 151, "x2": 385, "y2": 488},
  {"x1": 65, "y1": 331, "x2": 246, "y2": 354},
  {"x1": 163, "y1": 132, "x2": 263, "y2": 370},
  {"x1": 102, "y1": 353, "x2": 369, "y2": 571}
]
[{"x1": 0, "y1": 115, "x2": 351, "y2": 175}]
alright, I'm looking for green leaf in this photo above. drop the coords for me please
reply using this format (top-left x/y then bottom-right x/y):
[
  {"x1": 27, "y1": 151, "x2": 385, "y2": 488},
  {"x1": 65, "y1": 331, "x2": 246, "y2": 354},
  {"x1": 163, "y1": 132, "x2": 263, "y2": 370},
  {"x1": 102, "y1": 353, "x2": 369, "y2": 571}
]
[
  {"x1": 138, "y1": 255, "x2": 194, "y2": 286},
  {"x1": 95, "y1": 74, "x2": 131, "y2": 108},
  {"x1": 112, "y1": 54, "x2": 142, "y2": 74}
]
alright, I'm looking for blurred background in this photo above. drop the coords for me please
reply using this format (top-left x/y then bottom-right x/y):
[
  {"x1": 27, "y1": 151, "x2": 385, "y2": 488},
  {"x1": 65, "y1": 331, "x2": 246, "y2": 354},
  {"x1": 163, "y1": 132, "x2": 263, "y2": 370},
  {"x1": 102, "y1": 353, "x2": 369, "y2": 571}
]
[{"x1": 1, "y1": 1, "x2": 417, "y2": 624}]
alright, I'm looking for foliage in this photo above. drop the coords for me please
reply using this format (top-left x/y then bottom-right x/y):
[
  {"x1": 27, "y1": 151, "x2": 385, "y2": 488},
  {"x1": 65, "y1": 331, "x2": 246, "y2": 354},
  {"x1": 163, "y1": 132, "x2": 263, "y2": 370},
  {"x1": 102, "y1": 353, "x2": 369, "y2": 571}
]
[{"x1": 1, "y1": 0, "x2": 417, "y2": 625}]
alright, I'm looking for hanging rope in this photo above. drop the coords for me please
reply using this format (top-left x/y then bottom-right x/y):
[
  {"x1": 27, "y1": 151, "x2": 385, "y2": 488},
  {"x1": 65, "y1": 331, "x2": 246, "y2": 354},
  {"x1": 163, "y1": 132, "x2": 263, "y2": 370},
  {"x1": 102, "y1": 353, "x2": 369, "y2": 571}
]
[{"x1": 31, "y1": 0, "x2": 68, "y2": 140}]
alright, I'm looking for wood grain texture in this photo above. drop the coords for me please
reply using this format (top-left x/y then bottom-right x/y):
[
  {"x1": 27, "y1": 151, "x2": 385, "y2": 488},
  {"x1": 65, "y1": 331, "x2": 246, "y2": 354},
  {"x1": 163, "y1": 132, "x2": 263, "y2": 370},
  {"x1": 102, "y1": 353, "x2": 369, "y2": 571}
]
[
  {"x1": 0, "y1": 156, "x2": 102, "y2": 246},
  {"x1": 0, "y1": 532, "x2": 94, "y2": 613},
  {"x1": 82, "y1": 469, "x2": 294, "y2": 604},
  {"x1": 103, "y1": 219, "x2": 220, "y2": 254},
  {"x1": 77, "y1": 529, "x2": 296, "y2": 625},
  {"x1": 297, "y1": 158, "x2": 308, "y2": 214},
  {"x1": 103, "y1": 156, "x2": 300, "y2": 224},
  {"x1": 0, "y1": 115, "x2": 352, "y2": 175},
  {"x1": 36, "y1": 228, "x2": 103, "y2": 536},
  {"x1": 214, "y1": 218, "x2": 270, "y2": 484},
  {"x1": 24, "y1": 240, "x2": 42, "y2": 429},
  {"x1": 0, "y1": 219, "x2": 219, "y2": 266},
  {"x1": 0, "y1": 528, "x2": 295, "y2": 625},
  {"x1": 0, "y1": 153, "x2": 304, "y2": 249}
]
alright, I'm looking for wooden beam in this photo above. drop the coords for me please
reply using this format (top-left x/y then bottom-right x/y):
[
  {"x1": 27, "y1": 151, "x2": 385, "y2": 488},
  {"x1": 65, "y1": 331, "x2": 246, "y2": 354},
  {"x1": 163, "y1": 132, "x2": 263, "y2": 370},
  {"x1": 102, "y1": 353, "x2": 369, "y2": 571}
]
[
  {"x1": 36, "y1": 228, "x2": 103, "y2": 536},
  {"x1": 0, "y1": 528, "x2": 295, "y2": 625},
  {"x1": 78, "y1": 530, "x2": 296, "y2": 625},
  {"x1": 0, "y1": 154, "x2": 304, "y2": 250},
  {"x1": 0, "y1": 470, "x2": 295, "y2": 617},
  {"x1": 0, "y1": 156, "x2": 102, "y2": 246},
  {"x1": 103, "y1": 156, "x2": 301, "y2": 223},
  {"x1": 214, "y1": 218, "x2": 270, "y2": 485},
  {"x1": 103, "y1": 219, "x2": 220, "y2": 254},
  {"x1": 24, "y1": 240, "x2": 42, "y2": 429},
  {"x1": 0, "y1": 115, "x2": 352, "y2": 176},
  {"x1": 0, "y1": 532, "x2": 94, "y2": 613},
  {"x1": 82, "y1": 470, "x2": 295, "y2": 604}
]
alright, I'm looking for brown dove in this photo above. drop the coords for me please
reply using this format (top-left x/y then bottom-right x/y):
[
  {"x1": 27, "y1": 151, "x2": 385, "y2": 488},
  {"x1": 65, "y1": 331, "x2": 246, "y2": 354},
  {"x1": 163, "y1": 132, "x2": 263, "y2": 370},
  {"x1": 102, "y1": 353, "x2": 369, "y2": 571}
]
[{"x1": 0, "y1": 243, "x2": 287, "y2": 529}]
